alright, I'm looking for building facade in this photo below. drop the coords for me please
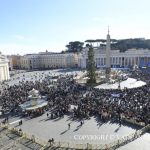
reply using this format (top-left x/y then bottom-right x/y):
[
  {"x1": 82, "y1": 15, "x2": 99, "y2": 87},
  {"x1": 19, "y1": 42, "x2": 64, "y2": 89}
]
[
  {"x1": 78, "y1": 33, "x2": 150, "y2": 69},
  {"x1": 79, "y1": 48, "x2": 150, "y2": 69},
  {"x1": 7, "y1": 55, "x2": 21, "y2": 69},
  {"x1": 39, "y1": 52, "x2": 78, "y2": 69},
  {"x1": 7, "y1": 56, "x2": 13, "y2": 70},
  {"x1": 0, "y1": 53, "x2": 10, "y2": 82},
  {"x1": 20, "y1": 52, "x2": 78, "y2": 70},
  {"x1": 20, "y1": 54, "x2": 40, "y2": 70}
]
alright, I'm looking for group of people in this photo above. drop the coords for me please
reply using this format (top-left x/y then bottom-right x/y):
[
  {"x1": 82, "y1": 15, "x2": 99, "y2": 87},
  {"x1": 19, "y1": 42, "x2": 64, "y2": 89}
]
[{"x1": 0, "y1": 69, "x2": 149, "y2": 126}]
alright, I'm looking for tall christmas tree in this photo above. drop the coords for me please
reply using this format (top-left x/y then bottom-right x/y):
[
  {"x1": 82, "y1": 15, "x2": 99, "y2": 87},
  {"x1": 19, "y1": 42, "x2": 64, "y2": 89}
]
[{"x1": 86, "y1": 45, "x2": 96, "y2": 84}]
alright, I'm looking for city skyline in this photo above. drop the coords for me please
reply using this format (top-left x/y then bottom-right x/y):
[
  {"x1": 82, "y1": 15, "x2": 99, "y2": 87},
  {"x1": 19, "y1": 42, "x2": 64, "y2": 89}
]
[{"x1": 0, "y1": 0, "x2": 150, "y2": 55}]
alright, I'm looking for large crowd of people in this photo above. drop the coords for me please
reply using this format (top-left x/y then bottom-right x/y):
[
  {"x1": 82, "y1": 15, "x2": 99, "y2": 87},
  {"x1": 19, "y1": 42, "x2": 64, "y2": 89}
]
[{"x1": 0, "y1": 69, "x2": 150, "y2": 126}]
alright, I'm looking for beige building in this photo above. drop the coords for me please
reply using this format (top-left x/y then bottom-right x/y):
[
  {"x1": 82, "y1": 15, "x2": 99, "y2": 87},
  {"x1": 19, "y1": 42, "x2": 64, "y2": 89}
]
[
  {"x1": 39, "y1": 52, "x2": 78, "y2": 69},
  {"x1": 20, "y1": 54, "x2": 40, "y2": 70},
  {"x1": 7, "y1": 55, "x2": 21, "y2": 69},
  {"x1": 0, "y1": 53, "x2": 10, "y2": 82},
  {"x1": 20, "y1": 52, "x2": 78, "y2": 70}
]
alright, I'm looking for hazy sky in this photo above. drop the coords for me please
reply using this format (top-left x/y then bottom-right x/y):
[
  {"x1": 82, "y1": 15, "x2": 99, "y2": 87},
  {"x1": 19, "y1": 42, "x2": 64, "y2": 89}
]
[{"x1": 0, "y1": 0, "x2": 150, "y2": 55}]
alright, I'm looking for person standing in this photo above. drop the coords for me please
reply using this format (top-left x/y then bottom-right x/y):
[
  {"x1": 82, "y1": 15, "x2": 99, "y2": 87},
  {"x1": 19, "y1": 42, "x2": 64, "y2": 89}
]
[
  {"x1": 48, "y1": 139, "x2": 52, "y2": 146},
  {"x1": 6, "y1": 117, "x2": 9, "y2": 123},
  {"x1": 80, "y1": 121, "x2": 83, "y2": 126},
  {"x1": 47, "y1": 113, "x2": 49, "y2": 117},
  {"x1": 68, "y1": 123, "x2": 70, "y2": 129}
]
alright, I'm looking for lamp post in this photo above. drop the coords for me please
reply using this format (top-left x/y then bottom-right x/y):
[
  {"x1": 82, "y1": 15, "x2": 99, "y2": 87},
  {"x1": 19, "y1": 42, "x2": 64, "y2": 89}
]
[
  {"x1": 117, "y1": 74, "x2": 121, "y2": 89},
  {"x1": 118, "y1": 76, "x2": 121, "y2": 89}
]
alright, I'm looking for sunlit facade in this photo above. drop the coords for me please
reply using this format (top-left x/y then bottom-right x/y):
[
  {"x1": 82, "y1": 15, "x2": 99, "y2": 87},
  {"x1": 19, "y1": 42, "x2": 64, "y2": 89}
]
[
  {"x1": 78, "y1": 32, "x2": 150, "y2": 69},
  {"x1": 78, "y1": 48, "x2": 150, "y2": 69},
  {"x1": 20, "y1": 52, "x2": 78, "y2": 70},
  {"x1": 0, "y1": 53, "x2": 10, "y2": 82}
]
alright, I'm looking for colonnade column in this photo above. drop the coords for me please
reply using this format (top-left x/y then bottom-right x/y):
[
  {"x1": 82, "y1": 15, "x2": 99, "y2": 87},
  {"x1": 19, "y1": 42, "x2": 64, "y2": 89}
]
[
  {"x1": 4, "y1": 65, "x2": 7, "y2": 80},
  {"x1": 138, "y1": 57, "x2": 140, "y2": 65},
  {"x1": 2, "y1": 66, "x2": 5, "y2": 81},
  {"x1": 6, "y1": 65, "x2": 10, "y2": 80},
  {"x1": 0, "y1": 63, "x2": 10, "y2": 82},
  {"x1": 134, "y1": 57, "x2": 136, "y2": 65},
  {"x1": 120, "y1": 57, "x2": 122, "y2": 66}
]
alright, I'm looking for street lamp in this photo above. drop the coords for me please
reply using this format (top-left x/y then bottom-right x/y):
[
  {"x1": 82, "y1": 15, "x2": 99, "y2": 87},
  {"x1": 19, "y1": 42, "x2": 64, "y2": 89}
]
[
  {"x1": 118, "y1": 77, "x2": 121, "y2": 89},
  {"x1": 116, "y1": 71, "x2": 121, "y2": 89}
]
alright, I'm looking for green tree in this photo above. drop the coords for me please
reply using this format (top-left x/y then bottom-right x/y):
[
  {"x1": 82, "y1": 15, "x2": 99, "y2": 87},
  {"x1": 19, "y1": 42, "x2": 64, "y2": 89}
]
[
  {"x1": 66, "y1": 41, "x2": 84, "y2": 53},
  {"x1": 85, "y1": 39, "x2": 96, "y2": 46},
  {"x1": 86, "y1": 45, "x2": 96, "y2": 84}
]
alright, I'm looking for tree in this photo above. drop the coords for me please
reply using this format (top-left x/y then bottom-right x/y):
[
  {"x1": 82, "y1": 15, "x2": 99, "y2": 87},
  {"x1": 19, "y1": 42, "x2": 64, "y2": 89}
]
[
  {"x1": 85, "y1": 39, "x2": 95, "y2": 46},
  {"x1": 86, "y1": 45, "x2": 96, "y2": 84},
  {"x1": 66, "y1": 41, "x2": 84, "y2": 53},
  {"x1": 61, "y1": 50, "x2": 65, "y2": 53},
  {"x1": 111, "y1": 39, "x2": 118, "y2": 43}
]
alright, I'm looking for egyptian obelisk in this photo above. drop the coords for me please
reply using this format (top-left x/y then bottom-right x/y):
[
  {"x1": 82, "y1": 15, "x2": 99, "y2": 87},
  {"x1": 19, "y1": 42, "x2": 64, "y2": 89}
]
[{"x1": 105, "y1": 27, "x2": 111, "y2": 81}]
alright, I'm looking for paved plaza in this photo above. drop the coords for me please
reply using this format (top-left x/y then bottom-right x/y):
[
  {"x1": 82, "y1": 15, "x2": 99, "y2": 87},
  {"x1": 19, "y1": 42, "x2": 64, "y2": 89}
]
[
  {"x1": 8, "y1": 114, "x2": 135, "y2": 144},
  {"x1": 3, "y1": 113, "x2": 150, "y2": 150},
  {"x1": 0, "y1": 69, "x2": 150, "y2": 150}
]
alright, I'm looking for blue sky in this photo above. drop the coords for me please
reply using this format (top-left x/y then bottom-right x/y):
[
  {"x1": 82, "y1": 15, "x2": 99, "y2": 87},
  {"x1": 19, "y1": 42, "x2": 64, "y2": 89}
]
[{"x1": 0, "y1": 0, "x2": 150, "y2": 55}]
